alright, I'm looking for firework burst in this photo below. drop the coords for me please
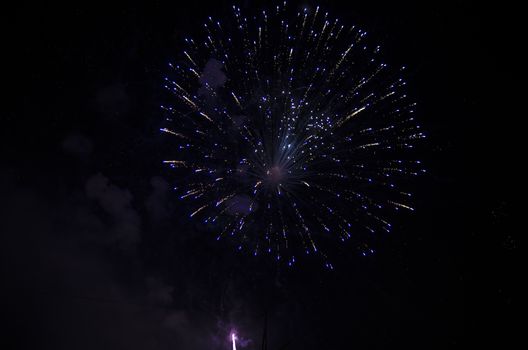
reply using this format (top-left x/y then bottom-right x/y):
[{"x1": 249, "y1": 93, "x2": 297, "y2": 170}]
[{"x1": 161, "y1": 2, "x2": 426, "y2": 268}]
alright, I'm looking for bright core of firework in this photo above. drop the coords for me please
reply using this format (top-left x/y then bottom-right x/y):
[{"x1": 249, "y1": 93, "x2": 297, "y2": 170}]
[
  {"x1": 161, "y1": 2, "x2": 426, "y2": 267},
  {"x1": 231, "y1": 333, "x2": 237, "y2": 350}
]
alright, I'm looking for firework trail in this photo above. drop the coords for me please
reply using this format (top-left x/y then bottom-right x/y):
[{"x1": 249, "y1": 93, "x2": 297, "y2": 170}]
[
  {"x1": 161, "y1": 2, "x2": 426, "y2": 267},
  {"x1": 232, "y1": 333, "x2": 237, "y2": 350}
]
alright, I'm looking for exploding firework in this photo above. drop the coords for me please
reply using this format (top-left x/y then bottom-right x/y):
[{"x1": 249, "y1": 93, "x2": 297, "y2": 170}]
[{"x1": 161, "y1": 2, "x2": 425, "y2": 267}]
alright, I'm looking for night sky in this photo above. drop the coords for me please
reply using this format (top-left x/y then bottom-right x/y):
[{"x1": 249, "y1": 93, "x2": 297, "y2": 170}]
[{"x1": 2, "y1": 1, "x2": 518, "y2": 349}]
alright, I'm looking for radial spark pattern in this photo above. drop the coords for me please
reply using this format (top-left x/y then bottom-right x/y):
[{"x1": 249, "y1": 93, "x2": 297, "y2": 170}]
[{"x1": 161, "y1": 2, "x2": 425, "y2": 268}]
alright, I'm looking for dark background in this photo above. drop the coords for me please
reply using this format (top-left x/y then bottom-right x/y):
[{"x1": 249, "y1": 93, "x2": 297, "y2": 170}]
[{"x1": 1, "y1": 1, "x2": 518, "y2": 349}]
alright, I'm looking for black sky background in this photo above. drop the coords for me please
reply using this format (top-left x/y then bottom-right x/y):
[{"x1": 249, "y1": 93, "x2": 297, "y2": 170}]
[{"x1": 1, "y1": 1, "x2": 519, "y2": 349}]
